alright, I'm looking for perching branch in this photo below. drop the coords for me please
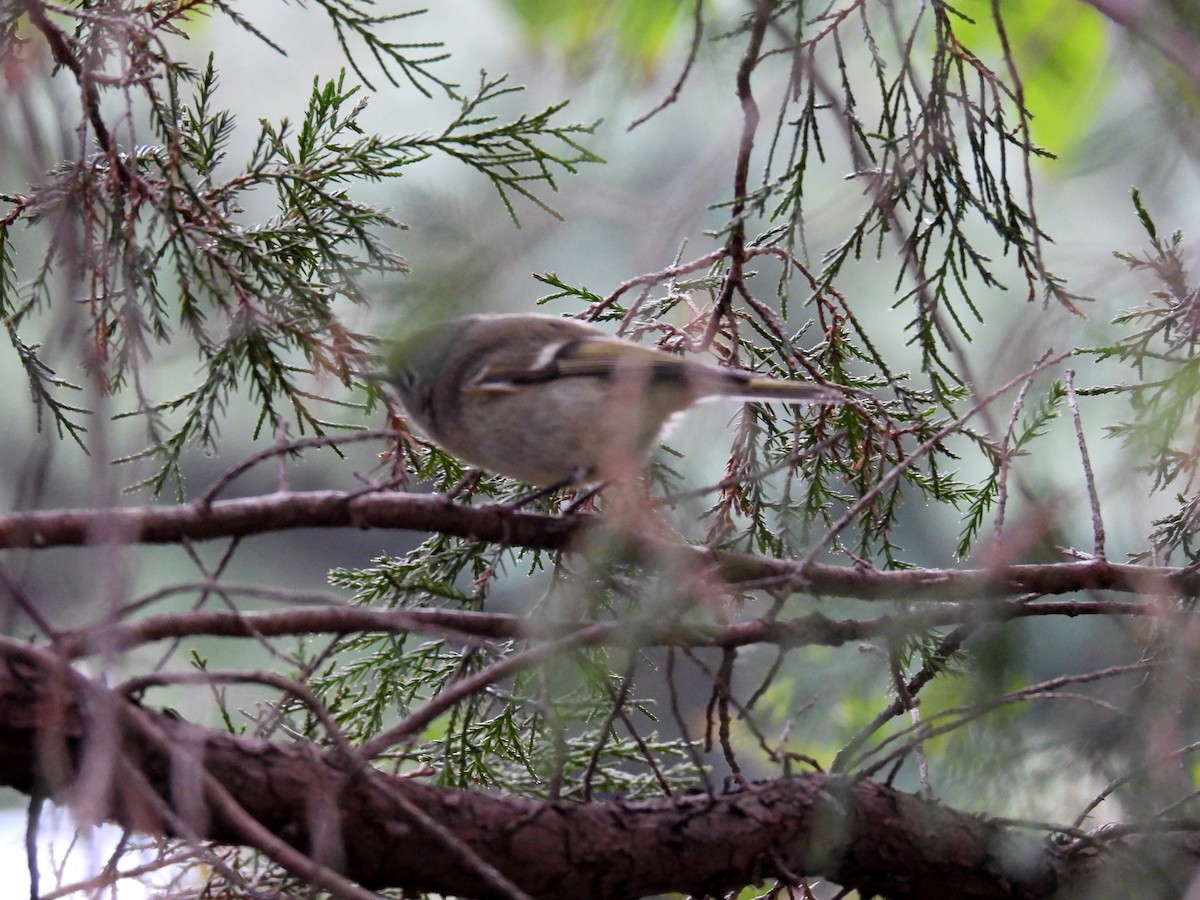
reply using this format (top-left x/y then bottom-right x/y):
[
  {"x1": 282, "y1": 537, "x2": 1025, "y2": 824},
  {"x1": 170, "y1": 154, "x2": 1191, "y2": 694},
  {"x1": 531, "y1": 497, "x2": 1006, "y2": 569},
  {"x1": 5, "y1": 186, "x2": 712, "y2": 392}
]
[{"x1": 2, "y1": 490, "x2": 1198, "y2": 601}]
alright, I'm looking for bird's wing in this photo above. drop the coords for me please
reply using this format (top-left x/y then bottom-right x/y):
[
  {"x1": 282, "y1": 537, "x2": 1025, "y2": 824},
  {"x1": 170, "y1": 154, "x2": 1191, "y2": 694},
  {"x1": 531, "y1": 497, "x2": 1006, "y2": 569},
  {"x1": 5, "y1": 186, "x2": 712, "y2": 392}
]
[
  {"x1": 471, "y1": 336, "x2": 685, "y2": 390},
  {"x1": 552, "y1": 338, "x2": 681, "y2": 378}
]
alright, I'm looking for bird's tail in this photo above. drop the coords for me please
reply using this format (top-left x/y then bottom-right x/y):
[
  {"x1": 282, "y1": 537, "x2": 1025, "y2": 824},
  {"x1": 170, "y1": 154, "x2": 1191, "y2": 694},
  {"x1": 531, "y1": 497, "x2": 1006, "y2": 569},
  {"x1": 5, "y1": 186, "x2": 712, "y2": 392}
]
[{"x1": 717, "y1": 369, "x2": 843, "y2": 404}]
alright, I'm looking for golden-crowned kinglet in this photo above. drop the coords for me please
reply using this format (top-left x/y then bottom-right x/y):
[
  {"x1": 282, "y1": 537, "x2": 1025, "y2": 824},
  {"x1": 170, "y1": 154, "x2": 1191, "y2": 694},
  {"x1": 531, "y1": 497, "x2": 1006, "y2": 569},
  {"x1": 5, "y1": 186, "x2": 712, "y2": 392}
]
[{"x1": 387, "y1": 313, "x2": 842, "y2": 487}]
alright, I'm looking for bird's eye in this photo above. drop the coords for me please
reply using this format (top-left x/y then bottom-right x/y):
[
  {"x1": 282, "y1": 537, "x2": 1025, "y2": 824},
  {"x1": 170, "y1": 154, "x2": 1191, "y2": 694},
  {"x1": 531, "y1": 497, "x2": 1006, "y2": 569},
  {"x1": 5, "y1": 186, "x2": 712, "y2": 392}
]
[{"x1": 394, "y1": 369, "x2": 418, "y2": 394}]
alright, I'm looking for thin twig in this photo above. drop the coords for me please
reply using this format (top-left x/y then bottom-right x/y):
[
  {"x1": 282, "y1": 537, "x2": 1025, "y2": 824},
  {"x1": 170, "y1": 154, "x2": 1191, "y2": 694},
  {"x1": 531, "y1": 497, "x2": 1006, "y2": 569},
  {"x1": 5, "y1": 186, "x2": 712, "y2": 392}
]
[
  {"x1": 800, "y1": 350, "x2": 1069, "y2": 568},
  {"x1": 26, "y1": 793, "x2": 42, "y2": 900},
  {"x1": 849, "y1": 661, "x2": 1155, "y2": 779},
  {"x1": 357, "y1": 623, "x2": 612, "y2": 760},
  {"x1": 989, "y1": 0, "x2": 1048, "y2": 298},
  {"x1": 0, "y1": 563, "x2": 58, "y2": 639},
  {"x1": 665, "y1": 429, "x2": 847, "y2": 504},
  {"x1": 627, "y1": 0, "x2": 705, "y2": 131},
  {"x1": 681, "y1": 644, "x2": 779, "y2": 768},
  {"x1": 714, "y1": 647, "x2": 741, "y2": 774},
  {"x1": 116, "y1": 669, "x2": 356, "y2": 762},
  {"x1": 994, "y1": 367, "x2": 1040, "y2": 540},
  {"x1": 704, "y1": 0, "x2": 774, "y2": 348},
  {"x1": 38, "y1": 848, "x2": 198, "y2": 900},
  {"x1": 831, "y1": 623, "x2": 976, "y2": 773},
  {"x1": 198, "y1": 430, "x2": 399, "y2": 507},
  {"x1": 1065, "y1": 369, "x2": 1107, "y2": 560},
  {"x1": 587, "y1": 249, "x2": 729, "y2": 320},
  {"x1": 21, "y1": 1, "x2": 131, "y2": 189},
  {"x1": 666, "y1": 647, "x2": 714, "y2": 792},
  {"x1": 1073, "y1": 738, "x2": 1200, "y2": 830}
]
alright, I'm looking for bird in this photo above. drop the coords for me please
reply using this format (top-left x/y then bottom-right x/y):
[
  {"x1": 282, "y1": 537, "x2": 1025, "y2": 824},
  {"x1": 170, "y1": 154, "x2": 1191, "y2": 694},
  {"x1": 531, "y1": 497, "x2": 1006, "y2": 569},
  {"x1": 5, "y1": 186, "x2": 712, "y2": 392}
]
[{"x1": 385, "y1": 312, "x2": 842, "y2": 488}]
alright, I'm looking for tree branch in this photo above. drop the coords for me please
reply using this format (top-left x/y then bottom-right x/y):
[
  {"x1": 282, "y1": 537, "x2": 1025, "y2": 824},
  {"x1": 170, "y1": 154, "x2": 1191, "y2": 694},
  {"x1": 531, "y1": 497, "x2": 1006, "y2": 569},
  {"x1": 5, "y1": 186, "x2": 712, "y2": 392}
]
[
  {"x1": 50, "y1": 598, "x2": 1180, "y2": 662},
  {"x1": 704, "y1": 0, "x2": 772, "y2": 343},
  {"x1": 6, "y1": 638, "x2": 1192, "y2": 900},
  {"x1": 21, "y1": 0, "x2": 131, "y2": 188},
  {"x1": 2, "y1": 491, "x2": 1199, "y2": 602},
  {"x1": 0, "y1": 490, "x2": 581, "y2": 552}
]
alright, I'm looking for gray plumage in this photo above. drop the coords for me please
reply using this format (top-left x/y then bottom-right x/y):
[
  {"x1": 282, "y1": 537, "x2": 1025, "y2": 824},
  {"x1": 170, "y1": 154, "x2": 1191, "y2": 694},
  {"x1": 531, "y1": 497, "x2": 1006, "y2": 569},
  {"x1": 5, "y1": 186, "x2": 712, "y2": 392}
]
[{"x1": 388, "y1": 313, "x2": 841, "y2": 486}]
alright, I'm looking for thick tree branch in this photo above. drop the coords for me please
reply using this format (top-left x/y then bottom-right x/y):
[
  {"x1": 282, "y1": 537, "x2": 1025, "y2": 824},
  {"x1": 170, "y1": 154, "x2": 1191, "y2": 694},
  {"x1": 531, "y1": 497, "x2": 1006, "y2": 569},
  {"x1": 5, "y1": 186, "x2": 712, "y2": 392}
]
[{"x1": 4, "y1": 639, "x2": 1194, "y2": 900}]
